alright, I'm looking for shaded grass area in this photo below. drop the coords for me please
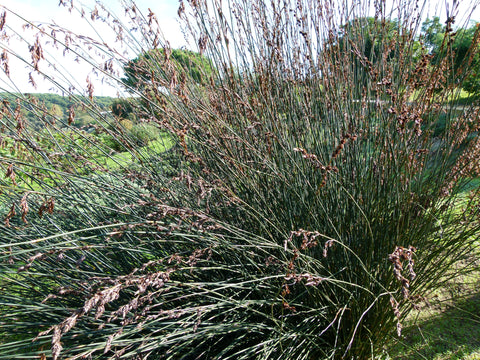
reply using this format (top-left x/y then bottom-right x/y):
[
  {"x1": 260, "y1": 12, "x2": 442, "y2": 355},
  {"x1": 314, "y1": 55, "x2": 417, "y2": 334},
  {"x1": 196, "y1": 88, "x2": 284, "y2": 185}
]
[
  {"x1": 387, "y1": 185, "x2": 480, "y2": 359},
  {"x1": 388, "y1": 267, "x2": 480, "y2": 359}
]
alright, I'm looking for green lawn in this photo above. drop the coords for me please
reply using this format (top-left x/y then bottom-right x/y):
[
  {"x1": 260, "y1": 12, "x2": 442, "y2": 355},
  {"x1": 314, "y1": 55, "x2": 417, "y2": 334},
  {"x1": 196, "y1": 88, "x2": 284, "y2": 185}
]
[
  {"x1": 386, "y1": 262, "x2": 480, "y2": 359},
  {"x1": 94, "y1": 136, "x2": 174, "y2": 170},
  {"x1": 384, "y1": 176, "x2": 480, "y2": 359}
]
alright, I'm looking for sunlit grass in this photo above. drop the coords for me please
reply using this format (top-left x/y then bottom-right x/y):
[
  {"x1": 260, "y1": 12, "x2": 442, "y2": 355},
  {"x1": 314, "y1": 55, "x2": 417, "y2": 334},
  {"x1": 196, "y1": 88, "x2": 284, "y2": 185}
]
[{"x1": 93, "y1": 135, "x2": 174, "y2": 170}]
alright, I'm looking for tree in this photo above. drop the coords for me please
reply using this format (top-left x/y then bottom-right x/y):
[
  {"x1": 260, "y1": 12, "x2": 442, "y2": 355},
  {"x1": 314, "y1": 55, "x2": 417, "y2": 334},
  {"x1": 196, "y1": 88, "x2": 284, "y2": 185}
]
[
  {"x1": 421, "y1": 16, "x2": 444, "y2": 53},
  {"x1": 421, "y1": 17, "x2": 480, "y2": 94},
  {"x1": 325, "y1": 16, "x2": 416, "y2": 97},
  {"x1": 122, "y1": 48, "x2": 215, "y2": 92},
  {"x1": 336, "y1": 17, "x2": 401, "y2": 63},
  {"x1": 110, "y1": 98, "x2": 134, "y2": 119},
  {"x1": 454, "y1": 24, "x2": 480, "y2": 95}
]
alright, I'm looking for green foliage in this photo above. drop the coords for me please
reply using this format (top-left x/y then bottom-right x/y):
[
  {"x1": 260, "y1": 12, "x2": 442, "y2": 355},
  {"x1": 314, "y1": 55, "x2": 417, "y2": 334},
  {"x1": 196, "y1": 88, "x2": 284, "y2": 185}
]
[
  {"x1": 326, "y1": 16, "x2": 425, "y2": 98},
  {"x1": 0, "y1": 92, "x2": 115, "y2": 129},
  {"x1": 421, "y1": 17, "x2": 445, "y2": 52},
  {"x1": 128, "y1": 123, "x2": 160, "y2": 146},
  {"x1": 338, "y1": 17, "x2": 401, "y2": 62},
  {"x1": 122, "y1": 48, "x2": 215, "y2": 92},
  {"x1": 421, "y1": 17, "x2": 480, "y2": 94},
  {"x1": 111, "y1": 98, "x2": 135, "y2": 119},
  {"x1": 48, "y1": 104, "x2": 64, "y2": 119}
]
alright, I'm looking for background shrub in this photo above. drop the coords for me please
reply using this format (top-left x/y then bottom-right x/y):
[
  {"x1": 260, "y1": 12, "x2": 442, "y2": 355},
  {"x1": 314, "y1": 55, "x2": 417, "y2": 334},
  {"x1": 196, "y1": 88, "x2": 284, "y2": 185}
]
[{"x1": 128, "y1": 122, "x2": 161, "y2": 146}]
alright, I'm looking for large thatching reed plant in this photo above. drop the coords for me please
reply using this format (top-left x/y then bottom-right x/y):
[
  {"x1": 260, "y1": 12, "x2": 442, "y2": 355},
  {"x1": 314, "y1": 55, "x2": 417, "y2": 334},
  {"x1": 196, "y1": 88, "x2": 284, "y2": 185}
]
[{"x1": 1, "y1": 0, "x2": 480, "y2": 358}]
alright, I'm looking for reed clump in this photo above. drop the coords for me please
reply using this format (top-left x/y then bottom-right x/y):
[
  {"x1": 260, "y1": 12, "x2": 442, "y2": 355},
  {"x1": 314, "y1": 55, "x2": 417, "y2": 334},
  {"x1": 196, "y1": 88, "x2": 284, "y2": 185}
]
[{"x1": 1, "y1": 0, "x2": 480, "y2": 359}]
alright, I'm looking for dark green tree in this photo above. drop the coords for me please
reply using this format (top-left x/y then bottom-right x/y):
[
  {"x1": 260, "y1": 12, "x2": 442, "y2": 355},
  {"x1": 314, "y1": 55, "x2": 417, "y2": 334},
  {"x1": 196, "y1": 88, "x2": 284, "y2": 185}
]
[
  {"x1": 325, "y1": 17, "x2": 416, "y2": 98},
  {"x1": 337, "y1": 17, "x2": 401, "y2": 63},
  {"x1": 122, "y1": 48, "x2": 215, "y2": 92},
  {"x1": 421, "y1": 16, "x2": 444, "y2": 53},
  {"x1": 421, "y1": 17, "x2": 480, "y2": 94},
  {"x1": 111, "y1": 98, "x2": 134, "y2": 119},
  {"x1": 455, "y1": 25, "x2": 480, "y2": 94}
]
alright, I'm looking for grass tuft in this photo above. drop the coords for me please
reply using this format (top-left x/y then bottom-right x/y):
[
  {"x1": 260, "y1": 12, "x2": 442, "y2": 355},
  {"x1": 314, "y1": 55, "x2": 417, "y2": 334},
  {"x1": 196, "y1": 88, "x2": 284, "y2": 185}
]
[{"x1": 1, "y1": 0, "x2": 480, "y2": 359}]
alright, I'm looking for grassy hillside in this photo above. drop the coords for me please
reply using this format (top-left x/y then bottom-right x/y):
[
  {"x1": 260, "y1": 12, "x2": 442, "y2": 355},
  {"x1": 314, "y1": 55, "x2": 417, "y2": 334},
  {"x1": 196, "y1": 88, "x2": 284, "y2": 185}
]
[{"x1": 0, "y1": 92, "x2": 115, "y2": 130}]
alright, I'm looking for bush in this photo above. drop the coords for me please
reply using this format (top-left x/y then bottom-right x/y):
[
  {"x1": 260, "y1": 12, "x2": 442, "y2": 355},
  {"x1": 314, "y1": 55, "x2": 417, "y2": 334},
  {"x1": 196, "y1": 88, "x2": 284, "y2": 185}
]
[
  {"x1": 128, "y1": 123, "x2": 160, "y2": 146},
  {"x1": 1, "y1": 1, "x2": 480, "y2": 359}
]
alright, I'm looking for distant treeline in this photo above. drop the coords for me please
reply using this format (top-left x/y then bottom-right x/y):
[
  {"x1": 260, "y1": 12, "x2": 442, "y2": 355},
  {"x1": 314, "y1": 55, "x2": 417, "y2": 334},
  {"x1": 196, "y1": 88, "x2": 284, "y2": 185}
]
[{"x1": 0, "y1": 92, "x2": 115, "y2": 130}]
